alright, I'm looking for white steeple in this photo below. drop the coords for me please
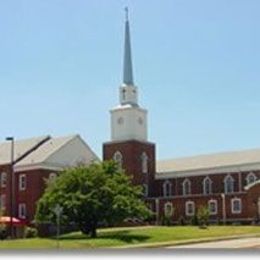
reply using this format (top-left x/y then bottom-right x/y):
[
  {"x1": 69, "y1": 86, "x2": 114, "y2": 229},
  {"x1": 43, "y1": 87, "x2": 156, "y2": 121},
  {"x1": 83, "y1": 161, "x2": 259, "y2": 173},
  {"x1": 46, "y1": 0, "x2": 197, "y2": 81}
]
[
  {"x1": 119, "y1": 7, "x2": 138, "y2": 107},
  {"x1": 123, "y1": 7, "x2": 134, "y2": 86},
  {"x1": 110, "y1": 8, "x2": 148, "y2": 142}
]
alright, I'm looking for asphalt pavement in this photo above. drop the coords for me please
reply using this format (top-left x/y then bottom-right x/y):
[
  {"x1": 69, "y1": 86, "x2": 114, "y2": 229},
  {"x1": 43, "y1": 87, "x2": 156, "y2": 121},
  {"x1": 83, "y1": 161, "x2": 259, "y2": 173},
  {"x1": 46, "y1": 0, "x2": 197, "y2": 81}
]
[{"x1": 167, "y1": 237, "x2": 260, "y2": 249}]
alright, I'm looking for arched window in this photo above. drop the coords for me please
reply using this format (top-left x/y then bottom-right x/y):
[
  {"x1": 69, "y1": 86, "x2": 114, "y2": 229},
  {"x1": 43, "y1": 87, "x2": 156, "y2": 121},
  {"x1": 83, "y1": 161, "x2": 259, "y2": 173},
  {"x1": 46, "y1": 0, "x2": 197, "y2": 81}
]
[
  {"x1": 49, "y1": 173, "x2": 57, "y2": 183},
  {"x1": 164, "y1": 202, "x2": 174, "y2": 217},
  {"x1": 182, "y1": 178, "x2": 191, "y2": 196},
  {"x1": 141, "y1": 152, "x2": 148, "y2": 173},
  {"x1": 113, "y1": 151, "x2": 123, "y2": 169},
  {"x1": 246, "y1": 172, "x2": 257, "y2": 185},
  {"x1": 0, "y1": 172, "x2": 7, "y2": 188},
  {"x1": 143, "y1": 184, "x2": 148, "y2": 197},
  {"x1": 163, "y1": 180, "x2": 172, "y2": 197},
  {"x1": 224, "y1": 175, "x2": 234, "y2": 194},
  {"x1": 203, "y1": 177, "x2": 212, "y2": 195}
]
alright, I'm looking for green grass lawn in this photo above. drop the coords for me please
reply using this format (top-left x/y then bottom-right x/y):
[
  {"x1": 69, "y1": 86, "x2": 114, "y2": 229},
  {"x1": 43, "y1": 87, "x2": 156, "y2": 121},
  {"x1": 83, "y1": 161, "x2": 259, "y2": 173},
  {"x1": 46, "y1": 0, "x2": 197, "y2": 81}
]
[{"x1": 1, "y1": 226, "x2": 260, "y2": 249}]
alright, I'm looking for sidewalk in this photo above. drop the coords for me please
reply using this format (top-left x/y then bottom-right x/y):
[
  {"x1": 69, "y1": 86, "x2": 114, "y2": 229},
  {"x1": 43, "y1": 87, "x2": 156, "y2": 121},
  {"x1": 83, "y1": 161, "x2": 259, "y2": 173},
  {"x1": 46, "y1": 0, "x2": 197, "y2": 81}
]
[{"x1": 114, "y1": 233, "x2": 260, "y2": 249}]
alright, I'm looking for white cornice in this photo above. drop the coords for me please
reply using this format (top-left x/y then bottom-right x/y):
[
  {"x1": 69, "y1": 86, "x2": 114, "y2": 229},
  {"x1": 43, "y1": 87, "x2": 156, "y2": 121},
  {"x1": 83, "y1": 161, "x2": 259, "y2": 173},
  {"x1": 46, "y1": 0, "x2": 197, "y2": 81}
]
[{"x1": 14, "y1": 163, "x2": 63, "y2": 173}]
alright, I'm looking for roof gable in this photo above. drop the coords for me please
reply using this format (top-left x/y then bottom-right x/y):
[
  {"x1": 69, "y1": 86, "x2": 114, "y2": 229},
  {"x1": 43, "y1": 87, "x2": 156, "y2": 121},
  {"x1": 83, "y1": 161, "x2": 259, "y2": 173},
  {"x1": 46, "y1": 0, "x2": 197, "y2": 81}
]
[{"x1": 15, "y1": 135, "x2": 99, "y2": 171}]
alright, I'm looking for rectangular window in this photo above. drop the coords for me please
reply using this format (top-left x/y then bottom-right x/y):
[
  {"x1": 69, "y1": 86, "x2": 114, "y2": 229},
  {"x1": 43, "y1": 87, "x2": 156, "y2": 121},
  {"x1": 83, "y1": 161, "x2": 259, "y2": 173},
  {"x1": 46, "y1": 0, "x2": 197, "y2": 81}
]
[
  {"x1": 18, "y1": 203, "x2": 26, "y2": 219},
  {"x1": 231, "y1": 198, "x2": 242, "y2": 214},
  {"x1": 19, "y1": 174, "x2": 26, "y2": 191},
  {"x1": 0, "y1": 194, "x2": 6, "y2": 210},
  {"x1": 185, "y1": 201, "x2": 195, "y2": 216},
  {"x1": 0, "y1": 172, "x2": 7, "y2": 188},
  {"x1": 208, "y1": 200, "x2": 218, "y2": 215}
]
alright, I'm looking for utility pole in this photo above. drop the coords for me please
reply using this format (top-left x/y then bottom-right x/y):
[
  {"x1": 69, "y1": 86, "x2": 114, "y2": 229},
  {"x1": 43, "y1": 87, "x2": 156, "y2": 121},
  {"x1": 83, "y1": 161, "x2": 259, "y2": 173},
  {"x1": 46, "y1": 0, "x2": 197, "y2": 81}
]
[
  {"x1": 6, "y1": 137, "x2": 14, "y2": 238},
  {"x1": 221, "y1": 193, "x2": 226, "y2": 225}
]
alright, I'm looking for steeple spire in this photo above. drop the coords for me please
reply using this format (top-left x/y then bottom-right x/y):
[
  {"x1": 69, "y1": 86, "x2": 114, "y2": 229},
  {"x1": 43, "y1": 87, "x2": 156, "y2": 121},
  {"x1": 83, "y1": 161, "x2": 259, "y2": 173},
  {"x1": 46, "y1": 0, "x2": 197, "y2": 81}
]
[{"x1": 123, "y1": 7, "x2": 134, "y2": 85}]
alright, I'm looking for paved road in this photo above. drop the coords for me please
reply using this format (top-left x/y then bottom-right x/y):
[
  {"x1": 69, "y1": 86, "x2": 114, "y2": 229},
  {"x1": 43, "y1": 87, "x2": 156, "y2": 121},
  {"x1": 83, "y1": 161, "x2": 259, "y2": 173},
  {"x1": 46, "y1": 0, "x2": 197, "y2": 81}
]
[{"x1": 167, "y1": 237, "x2": 260, "y2": 249}]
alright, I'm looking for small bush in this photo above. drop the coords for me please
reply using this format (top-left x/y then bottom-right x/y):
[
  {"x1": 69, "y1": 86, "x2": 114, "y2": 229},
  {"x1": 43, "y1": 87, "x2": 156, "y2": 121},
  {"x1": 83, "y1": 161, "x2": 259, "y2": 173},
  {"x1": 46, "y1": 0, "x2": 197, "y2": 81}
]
[
  {"x1": 197, "y1": 206, "x2": 210, "y2": 227},
  {"x1": 178, "y1": 216, "x2": 186, "y2": 226},
  {"x1": 24, "y1": 226, "x2": 38, "y2": 238},
  {"x1": 161, "y1": 215, "x2": 172, "y2": 226},
  {"x1": 191, "y1": 214, "x2": 199, "y2": 226},
  {"x1": 0, "y1": 228, "x2": 7, "y2": 240}
]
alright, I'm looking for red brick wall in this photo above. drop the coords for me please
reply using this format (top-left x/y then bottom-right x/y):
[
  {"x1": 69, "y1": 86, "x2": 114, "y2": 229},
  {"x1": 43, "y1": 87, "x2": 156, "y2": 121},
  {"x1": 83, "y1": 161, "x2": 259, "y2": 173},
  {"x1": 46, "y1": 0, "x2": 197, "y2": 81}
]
[
  {"x1": 0, "y1": 166, "x2": 57, "y2": 223},
  {"x1": 103, "y1": 140, "x2": 156, "y2": 196},
  {"x1": 14, "y1": 169, "x2": 57, "y2": 222}
]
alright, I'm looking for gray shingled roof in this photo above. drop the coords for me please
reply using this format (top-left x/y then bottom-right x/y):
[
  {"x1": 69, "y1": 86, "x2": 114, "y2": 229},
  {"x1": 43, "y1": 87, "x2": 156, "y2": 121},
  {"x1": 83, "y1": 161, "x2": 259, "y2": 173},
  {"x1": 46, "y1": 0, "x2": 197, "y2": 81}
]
[
  {"x1": 0, "y1": 136, "x2": 50, "y2": 165},
  {"x1": 157, "y1": 148, "x2": 260, "y2": 174},
  {"x1": 15, "y1": 134, "x2": 99, "y2": 170},
  {"x1": 15, "y1": 135, "x2": 76, "y2": 166}
]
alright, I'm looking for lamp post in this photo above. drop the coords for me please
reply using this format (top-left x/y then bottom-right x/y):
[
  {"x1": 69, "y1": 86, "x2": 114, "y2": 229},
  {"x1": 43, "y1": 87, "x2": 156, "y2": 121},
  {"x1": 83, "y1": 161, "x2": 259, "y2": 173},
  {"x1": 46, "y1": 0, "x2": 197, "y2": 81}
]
[
  {"x1": 6, "y1": 137, "x2": 14, "y2": 238},
  {"x1": 221, "y1": 193, "x2": 226, "y2": 225},
  {"x1": 155, "y1": 198, "x2": 159, "y2": 225}
]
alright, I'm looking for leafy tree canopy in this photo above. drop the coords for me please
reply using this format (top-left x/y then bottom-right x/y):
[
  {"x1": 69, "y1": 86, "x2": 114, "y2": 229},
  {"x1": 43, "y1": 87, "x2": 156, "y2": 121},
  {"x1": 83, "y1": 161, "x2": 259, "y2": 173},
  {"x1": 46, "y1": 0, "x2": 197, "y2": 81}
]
[{"x1": 35, "y1": 161, "x2": 151, "y2": 237}]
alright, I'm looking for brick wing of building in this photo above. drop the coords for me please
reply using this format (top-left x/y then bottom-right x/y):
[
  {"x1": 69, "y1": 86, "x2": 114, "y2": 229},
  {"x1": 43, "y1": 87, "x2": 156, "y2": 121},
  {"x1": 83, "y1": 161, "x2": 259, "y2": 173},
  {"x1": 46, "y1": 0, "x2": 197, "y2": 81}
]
[
  {"x1": 103, "y1": 9, "x2": 260, "y2": 225},
  {"x1": 0, "y1": 135, "x2": 98, "y2": 223}
]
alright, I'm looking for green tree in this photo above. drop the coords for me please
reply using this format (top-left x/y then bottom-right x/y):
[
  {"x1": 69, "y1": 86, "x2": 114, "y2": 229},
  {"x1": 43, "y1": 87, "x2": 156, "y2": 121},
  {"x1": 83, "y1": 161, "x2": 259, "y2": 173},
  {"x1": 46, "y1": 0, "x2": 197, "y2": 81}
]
[{"x1": 35, "y1": 161, "x2": 151, "y2": 238}]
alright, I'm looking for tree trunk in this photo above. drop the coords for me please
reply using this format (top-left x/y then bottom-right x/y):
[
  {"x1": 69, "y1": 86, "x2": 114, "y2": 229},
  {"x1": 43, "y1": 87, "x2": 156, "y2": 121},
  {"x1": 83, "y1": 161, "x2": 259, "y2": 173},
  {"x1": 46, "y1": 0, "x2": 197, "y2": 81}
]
[{"x1": 90, "y1": 225, "x2": 97, "y2": 238}]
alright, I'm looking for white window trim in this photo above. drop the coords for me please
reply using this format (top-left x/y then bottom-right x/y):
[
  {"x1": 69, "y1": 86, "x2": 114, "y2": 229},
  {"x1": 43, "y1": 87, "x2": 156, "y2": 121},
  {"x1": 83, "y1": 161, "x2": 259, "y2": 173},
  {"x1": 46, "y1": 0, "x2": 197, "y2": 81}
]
[
  {"x1": 185, "y1": 201, "x2": 195, "y2": 216},
  {"x1": 231, "y1": 198, "x2": 242, "y2": 214},
  {"x1": 18, "y1": 203, "x2": 26, "y2": 219},
  {"x1": 19, "y1": 174, "x2": 26, "y2": 191},
  {"x1": 141, "y1": 152, "x2": 148, "y2": 174},
  {"x1": 208, "y1": 199, "x2": 218, "y2": 215},
  {"x1": 246, "y1": 172, "x2": 257, "y2": 185},
  {"x1": 203, "y1": 176, "x2": 213, "y2": 195},
  {"x1": 224, "y1": 174, "x2": 234, "y2": 194},
  {"x1": 163, "y1": 180, "x2": 172, "y2": 197},
  {"x1": 164, "y1": 202, "x2": 174, "y2": 217},
  {"x1": 182, "y1": 178, "x2": 191, "y2": 196},
  {"x1": 0, "y1": 172, "x2": 7, "y2": 188},
  {"x1": 113, "y1": 151, "x2": 123, "y2": 169}
]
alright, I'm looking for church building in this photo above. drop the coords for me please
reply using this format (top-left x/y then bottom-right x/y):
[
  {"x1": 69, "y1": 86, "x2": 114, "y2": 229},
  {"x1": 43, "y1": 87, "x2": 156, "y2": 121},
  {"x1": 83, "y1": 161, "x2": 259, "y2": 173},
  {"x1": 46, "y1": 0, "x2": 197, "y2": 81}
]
[
  {"x1": 1, "y1": 10, "x2": 260, "y2": 227},
  {"x1": 103, "y1": 9, "x2": 260, "y2": 224}
]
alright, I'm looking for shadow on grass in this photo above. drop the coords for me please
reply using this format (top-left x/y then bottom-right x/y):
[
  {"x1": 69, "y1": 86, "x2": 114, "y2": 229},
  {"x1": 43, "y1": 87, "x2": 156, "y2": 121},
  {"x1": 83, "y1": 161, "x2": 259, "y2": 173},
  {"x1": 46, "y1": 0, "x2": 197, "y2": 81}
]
[{"x1": 58, "y1": 230, "x2": 150, "y2": 244}]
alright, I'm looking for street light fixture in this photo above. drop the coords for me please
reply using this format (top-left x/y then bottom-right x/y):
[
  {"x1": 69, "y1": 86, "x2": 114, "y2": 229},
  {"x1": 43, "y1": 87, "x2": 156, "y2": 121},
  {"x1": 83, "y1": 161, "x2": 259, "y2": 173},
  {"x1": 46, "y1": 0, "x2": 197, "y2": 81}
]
[{"x1": 5, "y1": 137, "x2": 14, "y2": 239}]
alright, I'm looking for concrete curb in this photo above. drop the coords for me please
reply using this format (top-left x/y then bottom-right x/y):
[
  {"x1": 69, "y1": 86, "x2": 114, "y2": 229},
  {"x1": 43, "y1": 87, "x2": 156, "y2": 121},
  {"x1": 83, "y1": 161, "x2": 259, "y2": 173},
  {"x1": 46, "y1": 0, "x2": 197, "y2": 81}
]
[{"x1": 114, "y1": 233, "x2": 260, "y2": 249}]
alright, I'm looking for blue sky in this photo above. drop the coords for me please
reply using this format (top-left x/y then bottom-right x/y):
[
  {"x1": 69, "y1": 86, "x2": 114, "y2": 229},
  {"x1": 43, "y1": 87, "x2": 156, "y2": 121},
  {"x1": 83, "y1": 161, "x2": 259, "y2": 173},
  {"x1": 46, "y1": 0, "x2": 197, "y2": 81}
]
[{"x1": 0, "y1": 0, "x2": 260, "y2": 160}]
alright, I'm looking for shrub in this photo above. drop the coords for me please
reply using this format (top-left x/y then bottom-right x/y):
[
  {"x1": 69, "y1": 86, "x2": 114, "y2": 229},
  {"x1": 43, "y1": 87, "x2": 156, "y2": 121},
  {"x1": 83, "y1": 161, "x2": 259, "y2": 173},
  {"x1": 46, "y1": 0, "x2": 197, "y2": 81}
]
[
  {"x1": 178, "y1": 216, "x2": 186, "y2": 226},
  {"x1": 197, "y1": 206, "x2": 210, "y2": 227},
  {"x1": 191, "y1": 214, "x2": 199, "y2": 226},
  {"x1": 161, "y1": 215, "x2": 172, "y2": 226},
  {"x1": 0, "y1": 228, "x2": 7, "y2": 240},
  {"x1": 24, "y1": 226, "x2": 38, "y2": 238}
]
